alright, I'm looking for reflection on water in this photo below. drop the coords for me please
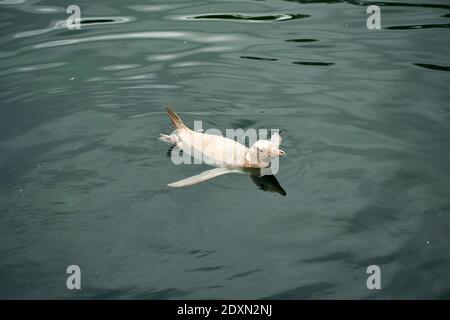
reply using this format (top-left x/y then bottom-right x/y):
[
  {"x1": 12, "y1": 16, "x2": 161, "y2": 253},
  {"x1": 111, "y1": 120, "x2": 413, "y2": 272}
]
[
  {"x1": 0, "y1": 0, "x2": 450, "y2": 299},
  {"x1": 249, "y1": 171, "x2": 287, "y2": 196},
  {"x1": 184, "y1": 13, "x2": 310, "y2": 22}
]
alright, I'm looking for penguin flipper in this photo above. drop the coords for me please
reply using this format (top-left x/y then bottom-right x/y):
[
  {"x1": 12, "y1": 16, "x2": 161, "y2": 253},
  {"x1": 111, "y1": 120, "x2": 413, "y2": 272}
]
[{"x1": 168, "y1": 167, "x2": 241, "y2": 188}]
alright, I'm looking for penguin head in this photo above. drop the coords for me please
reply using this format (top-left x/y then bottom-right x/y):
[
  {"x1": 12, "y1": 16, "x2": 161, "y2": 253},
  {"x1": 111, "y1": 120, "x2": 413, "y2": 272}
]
[{"x1": 247, "y1": 139, "x2": 286, "y2": 167}]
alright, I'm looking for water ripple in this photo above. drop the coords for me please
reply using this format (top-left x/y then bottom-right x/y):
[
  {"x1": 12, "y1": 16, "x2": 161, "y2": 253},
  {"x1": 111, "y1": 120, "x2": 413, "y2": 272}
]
[
  {"x1": 0, "y1": 0, "x2": 26, "y2": 4},
  {"x1": 414, "y1": 63, "x2": 450, "y2": 72},
  {"x1": 15, "y1": 17, "x2": 134, "y2": 38},
  {"x1": 286, "y1": 38, "x2": 318, "y2": 43},
  {"x1": 0, "y1": 62, "x2": 66, "y2": 75},
  {"x1": 100, "y1": 64, "x2": 140, "y2": 71},
  {"x1": 240, "y1": 56, "x2": 278, "y2": 61},
  {"x1": 387, "y1": 23, "x2": 450, "y2": 30},
  {"x1": 127, "y1": 4, "x2": 182, "y2": 12},
  {"x1": 180, "y1": 13, "x2": 310, "y2": 22},
  {"x1": 148, "y1": 46, "x2": 234, "y2": 62},
  {"x1": 33, "y1": 32, "x2": 239, "y2": 49},
  {"x1": 283, "y1": 0, "x2": 450, "y2": 10},
  {"x1": 292, "y1": 61, "x2": 335, "y2": 66}
]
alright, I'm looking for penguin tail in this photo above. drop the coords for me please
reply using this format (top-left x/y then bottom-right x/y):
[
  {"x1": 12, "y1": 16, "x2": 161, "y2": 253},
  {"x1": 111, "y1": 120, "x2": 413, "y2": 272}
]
[{"x1": 165, "y1": 104, "x2": 188, "y2": 130}]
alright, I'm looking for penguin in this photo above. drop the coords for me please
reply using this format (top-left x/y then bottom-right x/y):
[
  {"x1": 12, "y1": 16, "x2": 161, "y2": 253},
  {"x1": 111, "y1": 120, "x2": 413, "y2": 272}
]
[{"x1": 159, "y1": 104, "x2": 286, "y2": 189}]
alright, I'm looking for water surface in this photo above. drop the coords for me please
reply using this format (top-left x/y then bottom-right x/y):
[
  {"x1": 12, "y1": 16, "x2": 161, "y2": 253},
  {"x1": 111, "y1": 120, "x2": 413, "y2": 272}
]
[{"x1": 0, "y1": 0, "x2": 449, "y2": 299}]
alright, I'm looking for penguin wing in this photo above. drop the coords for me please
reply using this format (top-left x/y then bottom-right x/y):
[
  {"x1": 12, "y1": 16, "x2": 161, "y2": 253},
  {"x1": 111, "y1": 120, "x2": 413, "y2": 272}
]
[{"x1": 168, "y1": 167, "x2": 241, "y2": 188}]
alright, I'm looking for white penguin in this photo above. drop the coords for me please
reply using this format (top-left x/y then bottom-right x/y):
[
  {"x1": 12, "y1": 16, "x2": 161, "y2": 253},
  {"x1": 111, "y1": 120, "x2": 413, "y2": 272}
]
[{"x1": 159, "y1": 104, "x2": 286, "y2": 187}]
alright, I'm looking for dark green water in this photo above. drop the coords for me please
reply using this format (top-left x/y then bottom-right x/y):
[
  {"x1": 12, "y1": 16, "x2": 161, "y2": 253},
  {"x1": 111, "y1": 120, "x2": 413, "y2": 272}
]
[{"x1": 0, "y1": 0, "x2": 449, "y2": 299}]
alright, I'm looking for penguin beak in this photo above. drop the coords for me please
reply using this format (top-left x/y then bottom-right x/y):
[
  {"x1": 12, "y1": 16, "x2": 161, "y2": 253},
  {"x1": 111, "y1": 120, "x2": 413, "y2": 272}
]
[{"x1": 277, "y1": 149, "x2": 286, "y2": 157}]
